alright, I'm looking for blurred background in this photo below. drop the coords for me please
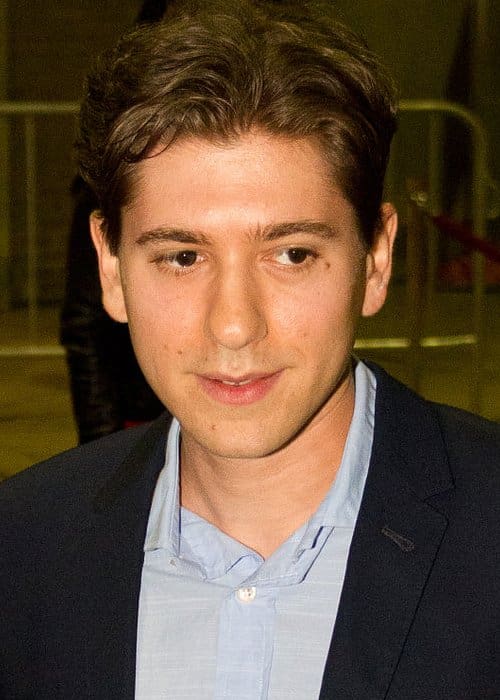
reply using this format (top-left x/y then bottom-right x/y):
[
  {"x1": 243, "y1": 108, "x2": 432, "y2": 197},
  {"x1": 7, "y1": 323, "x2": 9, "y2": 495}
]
[{"x1": 0, "y1": 0, "x2": 499, "y2": 478}]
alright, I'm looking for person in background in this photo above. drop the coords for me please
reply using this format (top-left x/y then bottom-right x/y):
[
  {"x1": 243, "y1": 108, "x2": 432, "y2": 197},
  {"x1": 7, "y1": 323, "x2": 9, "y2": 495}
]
[{"x1": 60, "y1": 0, "x2": 168, "y2": 442}]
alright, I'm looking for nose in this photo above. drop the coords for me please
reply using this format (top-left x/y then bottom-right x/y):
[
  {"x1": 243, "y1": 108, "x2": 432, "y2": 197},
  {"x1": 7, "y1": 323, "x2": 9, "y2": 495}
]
[{"x1": 206, "y1": 265, "x2": 267, "y2": 350}]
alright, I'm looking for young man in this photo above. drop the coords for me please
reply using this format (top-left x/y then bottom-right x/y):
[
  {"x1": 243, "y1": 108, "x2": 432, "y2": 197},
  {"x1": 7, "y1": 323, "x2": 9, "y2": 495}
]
[{"x1": 1, "y1": 2, "x2": 499, "y2": 698}]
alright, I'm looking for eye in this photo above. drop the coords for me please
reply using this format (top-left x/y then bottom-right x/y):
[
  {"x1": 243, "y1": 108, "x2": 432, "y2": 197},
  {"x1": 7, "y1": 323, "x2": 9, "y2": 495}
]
[
  {"x1": 275, "y1": 247, "x2": 314, "y2": 265},
  {"x1": 162, "y1": 250, "x2": 199, "y2": 268}
]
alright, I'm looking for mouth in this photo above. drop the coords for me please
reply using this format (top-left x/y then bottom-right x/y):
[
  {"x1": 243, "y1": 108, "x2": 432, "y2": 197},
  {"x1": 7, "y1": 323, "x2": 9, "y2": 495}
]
[
  {"x1": 196, "y1": 371, "x2": 282, "y2": 406},
  {"x1": 219, "y1": 377, "x2": 257, "y2": 386}
]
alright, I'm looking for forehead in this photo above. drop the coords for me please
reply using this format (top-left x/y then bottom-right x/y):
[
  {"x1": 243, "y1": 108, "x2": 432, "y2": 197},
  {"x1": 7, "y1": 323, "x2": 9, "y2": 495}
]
[{"x1": 123, "y1": 130, "x2": 357, "y2": 237}]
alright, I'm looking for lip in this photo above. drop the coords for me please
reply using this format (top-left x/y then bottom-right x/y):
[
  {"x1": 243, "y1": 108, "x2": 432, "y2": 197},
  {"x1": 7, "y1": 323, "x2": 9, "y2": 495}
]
[{"x1": 196, "y1": 371, "x2": 282, "y2": 406}]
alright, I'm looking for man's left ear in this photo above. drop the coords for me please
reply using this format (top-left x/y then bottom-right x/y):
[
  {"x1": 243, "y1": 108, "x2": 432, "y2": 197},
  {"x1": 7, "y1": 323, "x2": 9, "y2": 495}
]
[{"x1": 361, "y1": 203, "x2": 398, "y2": 318}]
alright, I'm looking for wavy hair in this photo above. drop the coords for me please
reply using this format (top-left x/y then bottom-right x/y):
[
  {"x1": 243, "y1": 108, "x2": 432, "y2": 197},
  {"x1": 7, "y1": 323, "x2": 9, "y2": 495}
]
[{"x1": 78, "y1": 0, "x2": 397, "y2": 252}]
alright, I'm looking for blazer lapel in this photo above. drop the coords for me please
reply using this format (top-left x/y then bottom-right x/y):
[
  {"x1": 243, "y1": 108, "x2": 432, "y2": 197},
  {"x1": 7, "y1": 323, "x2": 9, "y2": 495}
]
[
  {"x1": 78, "y1": 416, "x2": 169, "y2": 699},
  {"x1": 320, "y1": 367, "x2": 454, "y2": 700}
]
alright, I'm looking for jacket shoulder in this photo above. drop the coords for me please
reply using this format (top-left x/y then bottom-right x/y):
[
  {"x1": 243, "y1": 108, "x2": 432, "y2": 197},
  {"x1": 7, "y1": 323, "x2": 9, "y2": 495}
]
[
  {"x1": 0, "y1": 417, "x2": 166, "y2": 524},
  {"x1": 433, "y1": 400, "x2": 500, "y2": 444},
  {"x1": 432, "y1": 402, "x2": 500, "y2": 484},
  {"x1": 368, "y1": 361, "x2": 500, "y2": 475}
]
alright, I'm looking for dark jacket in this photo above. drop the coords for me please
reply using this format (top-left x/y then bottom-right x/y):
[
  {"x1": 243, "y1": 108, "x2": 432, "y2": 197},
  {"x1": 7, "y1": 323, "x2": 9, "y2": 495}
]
[{"x1": 1, "y1": 364, "x2": 499, "y2": 699}]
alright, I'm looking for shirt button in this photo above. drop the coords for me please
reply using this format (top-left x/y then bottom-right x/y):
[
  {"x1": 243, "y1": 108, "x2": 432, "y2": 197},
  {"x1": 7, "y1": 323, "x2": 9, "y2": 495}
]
[{"x1": 236, "y1": 586, "x2": 256, "y2": 603}]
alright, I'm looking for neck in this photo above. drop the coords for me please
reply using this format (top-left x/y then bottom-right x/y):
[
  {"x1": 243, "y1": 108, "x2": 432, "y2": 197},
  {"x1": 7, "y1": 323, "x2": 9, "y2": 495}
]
[{"x1": 180, "y1": 370, "x2": 355, "y2": 558}]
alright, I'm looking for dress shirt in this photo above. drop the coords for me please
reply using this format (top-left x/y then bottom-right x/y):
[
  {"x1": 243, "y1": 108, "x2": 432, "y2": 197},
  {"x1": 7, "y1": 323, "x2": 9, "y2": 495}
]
[{"x1": 135, "y1": 360, "x2": 376, "y2": 699}]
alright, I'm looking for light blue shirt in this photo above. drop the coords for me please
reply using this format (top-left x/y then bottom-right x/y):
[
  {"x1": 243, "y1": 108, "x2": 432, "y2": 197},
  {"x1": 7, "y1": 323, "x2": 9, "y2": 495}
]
[{"x1": 136, "y1": 360, "x2": 376, "y2": 699}]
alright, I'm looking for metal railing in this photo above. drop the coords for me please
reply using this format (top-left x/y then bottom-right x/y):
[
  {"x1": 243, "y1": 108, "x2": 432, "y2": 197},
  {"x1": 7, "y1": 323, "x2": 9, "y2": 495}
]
[
  {"x1": 361, "y1": 100, "x2": 490, "y2": 411},
  {"x1": 400, "y1": 99, "x2": 488, "y2": 354},
  {"x1": 360, "y1": 98, "x2": 489, "y2": 347},
  {"x1": 0, "y1": 101, "x2": 79, "y2": 348}
]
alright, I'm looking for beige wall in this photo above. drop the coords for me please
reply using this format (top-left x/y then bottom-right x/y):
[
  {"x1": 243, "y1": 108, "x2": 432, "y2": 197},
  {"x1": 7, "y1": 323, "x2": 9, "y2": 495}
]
[{"x1": 6, "y1": 0, "x2": 138, "y2": 304}]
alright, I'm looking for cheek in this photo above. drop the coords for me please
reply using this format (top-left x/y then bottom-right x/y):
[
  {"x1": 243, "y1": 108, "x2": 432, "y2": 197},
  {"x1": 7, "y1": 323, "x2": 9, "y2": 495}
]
[
  {"x1": 270, "y1": 297, "x2": 337, "y2": 366},
  {"x1": 273, "y1": 276, "x2": 364, "y2": 359},
  {"x1": 274, "y1": 281, "x2": 350, "y2": 330},
  {"x1": 123, "y1": 280, "x2": 198, "y2": 357}
]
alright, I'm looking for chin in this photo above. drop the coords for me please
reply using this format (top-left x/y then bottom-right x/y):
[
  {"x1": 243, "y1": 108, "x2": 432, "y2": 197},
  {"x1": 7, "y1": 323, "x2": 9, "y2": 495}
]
[
  {"x1": 185, "y1": 422, "x2": 294, "y2": 461},
  {"x1": 206, "y1": 437, "x2": 280, "y2": 461}
]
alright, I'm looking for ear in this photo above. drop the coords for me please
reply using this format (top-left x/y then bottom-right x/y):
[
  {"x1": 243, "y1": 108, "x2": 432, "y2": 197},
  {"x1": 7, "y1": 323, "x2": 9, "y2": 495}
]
[
  {"x1": 89, "y1": 212, "x2": 128, "y2": 323},
  {"x1": 361, "y1": 203, "x2": 397, "y2": 317}
]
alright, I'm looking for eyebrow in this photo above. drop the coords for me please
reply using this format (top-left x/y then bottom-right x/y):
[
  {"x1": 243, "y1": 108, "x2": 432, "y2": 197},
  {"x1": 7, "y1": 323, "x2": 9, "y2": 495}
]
[
  {"x1": 258, "y1": 221, "x2": 338, "y2": 241},
  {"x1": 134, "y1": 220, "x2": 337, "y2": 246},
  {"x1": 135, "y1": 227, "x2": 211, "y2": 246}
]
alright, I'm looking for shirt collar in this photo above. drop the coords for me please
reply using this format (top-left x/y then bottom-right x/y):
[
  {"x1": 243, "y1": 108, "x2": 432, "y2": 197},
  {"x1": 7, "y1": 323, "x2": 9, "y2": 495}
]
[
  {"x1": 144, "y1": 418, "x2": 182, "y2": 554},
  {"x1": 310, "y1": 359, "x2": 376, "y2": 528},
  {"x1": 144, "y1": 359, "x2": 376, "y2": 554}
]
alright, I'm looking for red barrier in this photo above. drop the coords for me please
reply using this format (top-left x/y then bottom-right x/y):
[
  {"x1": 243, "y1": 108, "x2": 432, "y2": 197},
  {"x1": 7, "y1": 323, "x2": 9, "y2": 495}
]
[{"x1": 431, "y1": 214, "x2": 500, "y2": 264}]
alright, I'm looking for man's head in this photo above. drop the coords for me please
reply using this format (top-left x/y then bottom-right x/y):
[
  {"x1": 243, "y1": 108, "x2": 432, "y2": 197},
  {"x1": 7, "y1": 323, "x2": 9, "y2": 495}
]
[
  {"x1": 83, "y1": 0, "x2": 398, "y2": 461},
  {"x1": 78, "y1": 0, "x2": 397, "y2": 254}
]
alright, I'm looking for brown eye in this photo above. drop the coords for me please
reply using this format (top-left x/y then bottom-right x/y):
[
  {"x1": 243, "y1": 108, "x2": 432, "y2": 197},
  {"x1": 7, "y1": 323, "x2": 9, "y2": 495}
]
[
  {"x1": 173, "y1": 250, "x2": 198, "y2": 267},
  {"x1": 275, "y1": 247, "x2": 313, "y2": 265},
  {"x1": 287, "y1": 248, "x2": 309, "y2": 264}
]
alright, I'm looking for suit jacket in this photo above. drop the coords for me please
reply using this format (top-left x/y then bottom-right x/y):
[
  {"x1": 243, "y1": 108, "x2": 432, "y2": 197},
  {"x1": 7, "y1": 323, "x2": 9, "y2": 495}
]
[{"x1": 0, "y1": 364, "x2": 499, "y2": 699}]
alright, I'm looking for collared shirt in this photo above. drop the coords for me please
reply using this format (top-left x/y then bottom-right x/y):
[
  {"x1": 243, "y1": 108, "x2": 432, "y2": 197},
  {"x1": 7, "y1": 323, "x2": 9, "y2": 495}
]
[{"x1": 135, "y1": 360, "x2": 376, "y2": 699}]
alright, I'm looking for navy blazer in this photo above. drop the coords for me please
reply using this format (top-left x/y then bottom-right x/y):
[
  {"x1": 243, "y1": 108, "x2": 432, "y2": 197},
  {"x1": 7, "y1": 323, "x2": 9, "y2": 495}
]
[{"x1": 1, "y1": 364, "x2": 499, "y2": 699}]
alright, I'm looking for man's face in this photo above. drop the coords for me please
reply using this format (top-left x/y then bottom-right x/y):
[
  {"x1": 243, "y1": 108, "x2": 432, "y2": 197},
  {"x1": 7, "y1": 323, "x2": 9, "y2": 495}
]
[{"x1": 93, "y1": 131, "x2": 395, "y2": 460}]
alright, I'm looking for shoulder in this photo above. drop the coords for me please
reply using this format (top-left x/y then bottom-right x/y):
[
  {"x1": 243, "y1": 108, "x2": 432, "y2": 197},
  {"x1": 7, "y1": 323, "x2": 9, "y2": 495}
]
[
  {"x1": 368, "y1": 359, "x2": 499, "y2": 431},
  {"x1": 367, "y1": 360, "x2": 500, "y2": 475},
  {"x1": 0, "y1": 417, "x2": 167, "y2": 526},
  {"x1": 430, "y1": 403, "x2": 500, "y2": 500},
  {"x1": 432, "y1": 400, "x2": 500, "y2": 449}
]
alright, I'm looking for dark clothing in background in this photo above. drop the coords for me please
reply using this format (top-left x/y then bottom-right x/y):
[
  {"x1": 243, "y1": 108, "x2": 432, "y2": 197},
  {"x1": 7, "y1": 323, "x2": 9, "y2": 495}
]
[
  {"x1": 60, "y1": 0, "x2": 169, "y2": 443},
  {"x1": 60, "y1": 177, "x2": 165, "y2": 443},
  {"x1": 136, "y1": 0, "x2": 167, "y2": 22}
]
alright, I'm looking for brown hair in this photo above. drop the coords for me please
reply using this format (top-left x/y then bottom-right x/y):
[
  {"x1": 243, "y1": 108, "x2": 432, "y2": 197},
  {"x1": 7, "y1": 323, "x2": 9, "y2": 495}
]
[{"x1": 78, "y1": 0, "x2": 397, "y2": 253}]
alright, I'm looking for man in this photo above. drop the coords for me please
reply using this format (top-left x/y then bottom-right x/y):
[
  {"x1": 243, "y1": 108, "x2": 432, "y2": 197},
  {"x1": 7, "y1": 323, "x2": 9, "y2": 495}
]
[{"x1": 1, "y1": 2, "x2": 498, "y2": 698}]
